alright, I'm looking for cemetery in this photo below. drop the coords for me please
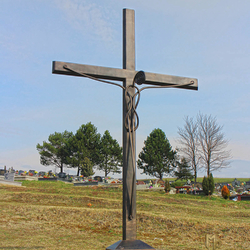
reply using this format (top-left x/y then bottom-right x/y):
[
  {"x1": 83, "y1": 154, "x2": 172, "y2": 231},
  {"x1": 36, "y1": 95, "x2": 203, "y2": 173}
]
[
  {"x1": 1, "y1": 4, "x2": 250, "y2": 249},
  {"x1": 1, "y1": 178, "x2": 250, "y2": 249},
  {"x1": 1, "y1": 168, "x2": 250, "y2": 199}
]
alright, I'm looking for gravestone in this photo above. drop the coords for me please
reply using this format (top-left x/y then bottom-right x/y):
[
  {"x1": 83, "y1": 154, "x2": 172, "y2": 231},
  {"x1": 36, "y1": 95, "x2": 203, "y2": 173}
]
[
  {"x1": 58, "y1": 172, "x2": 67, "y2": 178},
  {"x1": 232, "y1": 178, "x2": 240, "y2": 187},
  {"x1": 245, "y1": 180, "x2": 250, "y2": 190},
  {"x1": 38, "y1": 177, "x2": 58, "y2": 181},
  {"x1": 137, "y1": 180, "x2": 145, "y2": 185},
  {"x1": 4, "y1": 172, "x2": 15, "y2": 182},
  {"x1": 94, "y1": 176, "x2": 103, "y2": 182},
  {"x1": 74, "y1": 182, "x2": 99, "y2": 186}
]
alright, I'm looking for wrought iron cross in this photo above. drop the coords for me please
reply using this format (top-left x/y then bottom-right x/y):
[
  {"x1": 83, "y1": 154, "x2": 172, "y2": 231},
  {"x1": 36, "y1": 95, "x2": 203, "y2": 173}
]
[{"x1": 52, "y1": 9, "x2": 198, "y2": 250}]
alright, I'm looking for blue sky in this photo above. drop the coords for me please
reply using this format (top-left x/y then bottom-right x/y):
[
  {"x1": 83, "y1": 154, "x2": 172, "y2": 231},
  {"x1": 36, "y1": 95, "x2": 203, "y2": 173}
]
[{"x1": 1, "y1": 0, "x2": 249, "y2": 178}]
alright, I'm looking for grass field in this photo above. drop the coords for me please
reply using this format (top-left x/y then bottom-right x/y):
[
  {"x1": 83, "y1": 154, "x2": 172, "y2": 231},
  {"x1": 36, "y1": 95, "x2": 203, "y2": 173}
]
[{"x1": 0, "y1": 180, "x2": 250, "y2": 250}]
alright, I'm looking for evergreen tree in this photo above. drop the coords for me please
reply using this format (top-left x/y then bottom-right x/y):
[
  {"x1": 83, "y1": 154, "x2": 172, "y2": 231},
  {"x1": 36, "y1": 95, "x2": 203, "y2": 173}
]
[
  {"x1": 208, "y1": 173, "x2": 215, "y2": 195},
  {"x1": 137, "y1": 128, "x2": 177, "y2": 180},
  {"x1": 80, "y1": 157, "x2": 94, "y2": 177},
  {"x1": 98, "y1": 130, "x2": 122, "y2": 177},
  {"x1": 174, "y1": 157, "x2": 193, "y2": 181},
  {"x1": 202, "y1": 174, "x2": 215, "y2": 195},
  {"x1": 67, "y1": 122, "x2": 101, "y2": 176},
  {"x1": 37, "y1": 131, "x2": 73, "y2": 173},
  {"x1": 202, "y1": 176, "x2": 209, "y2": 195}
]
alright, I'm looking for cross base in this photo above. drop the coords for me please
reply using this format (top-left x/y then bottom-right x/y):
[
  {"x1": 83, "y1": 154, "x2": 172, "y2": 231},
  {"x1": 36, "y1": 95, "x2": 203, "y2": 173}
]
[{"x1": 106, "y1": 240, "x2": 155, "y2": 250}]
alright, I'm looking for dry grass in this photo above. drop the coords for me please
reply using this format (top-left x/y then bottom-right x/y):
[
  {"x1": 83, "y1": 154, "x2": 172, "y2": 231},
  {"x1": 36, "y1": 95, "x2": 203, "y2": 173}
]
[{"x1": 0, "y1": 181, "x2": 250, "y2": 249}]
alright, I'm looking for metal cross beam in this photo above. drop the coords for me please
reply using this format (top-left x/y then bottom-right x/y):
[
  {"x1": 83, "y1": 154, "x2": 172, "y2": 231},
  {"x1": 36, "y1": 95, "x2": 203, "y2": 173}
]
[
  {"x1": 52, "y1": 61, "x2": 197, "y2": 90},
  {"x1": 52, "y1": 9, "x2": 198, "y2": 250}
]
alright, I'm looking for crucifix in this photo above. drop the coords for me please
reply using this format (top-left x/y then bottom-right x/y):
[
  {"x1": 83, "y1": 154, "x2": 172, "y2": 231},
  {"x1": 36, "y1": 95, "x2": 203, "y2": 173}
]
[{"x1": 52, "y1": 9, "x2": 197, "y2": 250}]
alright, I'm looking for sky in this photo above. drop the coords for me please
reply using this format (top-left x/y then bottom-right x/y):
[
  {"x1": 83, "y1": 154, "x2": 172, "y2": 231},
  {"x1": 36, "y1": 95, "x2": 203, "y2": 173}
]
[{"x1": 1, "y1": 0, "x2": 249, "y2": 179}]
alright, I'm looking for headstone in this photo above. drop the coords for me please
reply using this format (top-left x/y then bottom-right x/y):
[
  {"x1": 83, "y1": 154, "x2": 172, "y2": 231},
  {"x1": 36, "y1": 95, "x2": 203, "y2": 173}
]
[
  {"x1": 136, "y1": 184, "x2": 148, "y2": 190},
  {"x1": 74, "y1": 182, "x2": 99, "y2": 186},
  {"x1": 137, "y1": 180, "x2": 145, "y2": 185},
  {"x1": 232, "y1": 178, "x2": 240, "y2": 187},
  {"x1": 4, "y1": 172, "x2": 15, "y2": 182},
  {"x1": 156, "y1": 179, "x2": 165, "y2": 187},
  {"x1": 237, "y1": 194, "x2": 250, "y2": 201},
  {"x1": 245, "y1": 180, "x2": 250, "y2": 189},
  {"x1": 169, "y1": 188, "x2": 176, "y2": 194},
  {"x1": 58, "y1": 172, "x2": 67, "y2": 178},
  {"x1": 94, "y1": 176, "x2": 103, "y2": 182},
  {"x1": 38, "y1": 177, "x2": 58, "y2": 181}
]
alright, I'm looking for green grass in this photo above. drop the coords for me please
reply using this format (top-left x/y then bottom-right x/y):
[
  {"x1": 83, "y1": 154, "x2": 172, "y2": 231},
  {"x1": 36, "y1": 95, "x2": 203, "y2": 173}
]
[
  {"x1": 160, "y1": 177, "x2": 250, "y2": 183},
  {"x1": 196, "y1": 177, "x2": 250, "y2": 183},
  {"x1": 0, "y1": 181, "x2": 250, "y2": 249}
]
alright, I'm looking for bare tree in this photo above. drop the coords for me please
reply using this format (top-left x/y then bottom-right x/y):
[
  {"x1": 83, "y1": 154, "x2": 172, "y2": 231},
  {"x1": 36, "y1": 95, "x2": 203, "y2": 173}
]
[
  {"x1": 177, "y1": 116, "x2": 200, "y2": 182},
  {"x1": 197, "y1": 113, "x2": 231, "y2": 176}
]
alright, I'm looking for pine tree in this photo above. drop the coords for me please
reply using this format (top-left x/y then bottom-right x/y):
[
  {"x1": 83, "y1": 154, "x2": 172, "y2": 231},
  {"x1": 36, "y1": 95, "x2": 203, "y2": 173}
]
[
  {"x1": 36, "y1": 131, "x2": 73, "y2": 173},
  {"x1": 208, "y1": 173, "x2": 215, "y2": 195},
  {"x1": 137, "y1": 128, "x2": 177, "y2": 180},
  {"x1": 174, "y1": 157, "x2": 193, "y2": 181},
  {"x1": 67, "y1": 122, "x2": 101, "y2": 176},
  {"x1": 202, "y1": 174, "x2": 215, "y2": 195},
  {"x1": 202, "y1": 176, "x2": 209, "y2": 195},
  {"x1": 80, "y1": 157, "x2": 94, "y2": 177},
  {"x1": 98, "y1": 130, "x2": 122, "y2": 177}
]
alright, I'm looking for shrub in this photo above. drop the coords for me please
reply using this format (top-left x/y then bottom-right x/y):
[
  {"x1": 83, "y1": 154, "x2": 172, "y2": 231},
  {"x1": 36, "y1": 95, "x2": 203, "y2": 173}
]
[
  {"x1": 202, "y1": 176, "x2": 209, "y2": 195},
  {"x1": 221, "y1": 185, "x2": 230, "y2": 199},
  {"x1": 208, "y1": 173, "x2": 215, "y2": 194},
  {"x1": 202, "y1": 174, "x2": 215, "y2": 195},
  {"x1": 164, "y1": 179, "x2": 171, "y2": 193},
  {"x1": 171, "y1": 180, "x2": 185, "y2": 188}
]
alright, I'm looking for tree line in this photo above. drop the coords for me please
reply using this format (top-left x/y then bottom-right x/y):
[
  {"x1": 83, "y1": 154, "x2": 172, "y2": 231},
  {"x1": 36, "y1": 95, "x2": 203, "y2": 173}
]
[
  {"x1": 37, "y1": 113, "x2": 231, "y2": 180},
  {"x1": 36, "y1": 122, "x2": 122, "y2": 177}
]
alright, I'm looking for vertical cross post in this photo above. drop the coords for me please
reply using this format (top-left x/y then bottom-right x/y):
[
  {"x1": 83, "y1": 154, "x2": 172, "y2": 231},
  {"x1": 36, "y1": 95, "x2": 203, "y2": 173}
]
[
  {"x1": 122, "y1": 8, "x2": 136, "y2": 241},
  {"x1": 107, "y1": 9, "x2": 154, "y2": 250}
]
